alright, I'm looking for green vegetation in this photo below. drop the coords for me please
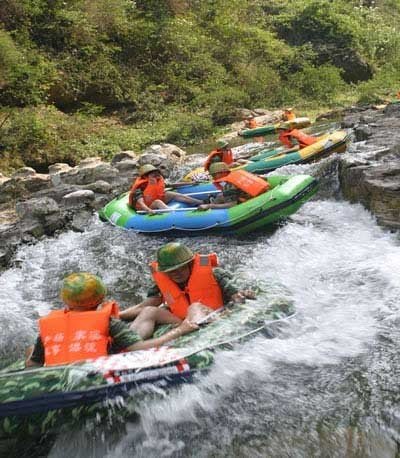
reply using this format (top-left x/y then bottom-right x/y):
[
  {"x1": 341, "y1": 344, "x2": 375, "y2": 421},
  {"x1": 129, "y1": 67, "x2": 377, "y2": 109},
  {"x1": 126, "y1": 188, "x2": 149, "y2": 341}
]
[{"x1": 1, "y1": 0, "x2": 400, "y2": 173}]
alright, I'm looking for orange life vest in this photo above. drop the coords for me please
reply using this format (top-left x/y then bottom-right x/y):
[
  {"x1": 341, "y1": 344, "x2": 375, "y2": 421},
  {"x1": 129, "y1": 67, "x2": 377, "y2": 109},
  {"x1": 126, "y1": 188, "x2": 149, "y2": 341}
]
[
  {"x1": 39, "y1": 301, "x2": 119, "y2": 366},
  {"x1": 213, "y1": 169, "x2": 269, "y2": 200},
  {"x1": 284, "y1": 111, "x2": 296, "y2": 121},
  {"x1": 279, "y1": 129, "x2": 318, "y2": 149},
  {"x1": 128, "y1": 176, "x2": 165, "y2": 209},
  {"x1": 204, "y1": 149, "x2": 234, "y2": 171},
  {"x1": 150, "y1": 254, "x2": 224, "y2": 319}
]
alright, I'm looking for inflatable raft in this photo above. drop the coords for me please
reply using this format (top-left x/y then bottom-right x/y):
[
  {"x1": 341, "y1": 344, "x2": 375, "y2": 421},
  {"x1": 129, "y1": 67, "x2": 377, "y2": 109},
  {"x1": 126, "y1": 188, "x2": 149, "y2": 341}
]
[
  {"x1": 98, "y1": 175, "x2": 318, "y2": 235},
  {"x1": 243, "y1": 130, "x2": 348, "y2": 174},
  {"x1": 185, "y1": 130, "x2": 348, "y2": 182},
  {"x1": 0, "y1": 300, "x2": 294, "y2": 439},
  {"x1": 238, "y1": 117, "x2": 311, "y2": 138}
]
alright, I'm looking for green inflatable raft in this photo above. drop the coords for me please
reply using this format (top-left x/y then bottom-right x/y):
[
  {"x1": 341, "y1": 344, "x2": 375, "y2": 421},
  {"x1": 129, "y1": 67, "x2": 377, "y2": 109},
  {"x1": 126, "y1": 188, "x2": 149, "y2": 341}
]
[
  {"x1": 238, "y1": 117, "x2": 311, "y2": 138},
  {"x1": 185, "y1": 130, "x2": 348, "y2": 182},
  {"x1": 0, "y1": 300, "x2": 295, "y2": 440},
  {"x1": 99, "y1": 175, "x2": 318, "y2": 235}
]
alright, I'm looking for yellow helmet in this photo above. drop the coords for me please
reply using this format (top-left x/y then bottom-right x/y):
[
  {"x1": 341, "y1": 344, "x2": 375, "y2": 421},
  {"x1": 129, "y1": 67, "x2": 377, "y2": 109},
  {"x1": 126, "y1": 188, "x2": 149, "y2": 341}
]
[
  {"x1": 139, "y1": 164, "x2": 160, "y2": 177},
  {"x1": 209, "y1": 162, "x2": 230, "y2": 177},
  {"x1": 60, "y1": 272, "x2": 106, "y2": 309},
  {"x1": 157, "y1": 243, "x2": 194, "y2": 272}
]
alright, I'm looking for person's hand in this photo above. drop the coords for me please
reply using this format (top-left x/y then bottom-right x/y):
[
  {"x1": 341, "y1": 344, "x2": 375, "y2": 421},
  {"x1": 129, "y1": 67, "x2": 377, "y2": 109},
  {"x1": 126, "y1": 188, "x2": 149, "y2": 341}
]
[
  {"x1": 197, "y1": 204, "x2": 210, "y2": 211},
  {"x1": 178, "y1": 319, "x2": 199, "y2": 335},
  {"x1": 231, "y1": 289, "x2": 256, "y2": 304}
]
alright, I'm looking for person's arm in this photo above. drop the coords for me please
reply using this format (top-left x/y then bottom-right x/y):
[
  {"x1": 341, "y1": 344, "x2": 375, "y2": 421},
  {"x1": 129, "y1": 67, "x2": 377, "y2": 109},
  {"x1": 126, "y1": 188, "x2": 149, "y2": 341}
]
[
  {"x1": 213, "y1": 267, "x2": 256, "y2": 305},
  {"x1": 125, "y1": 319, "x2": 198, "y2": 351},
  {"x1": 119, "y1": 296, "x2": 163, "y2": 321},
  {"x1": 135, "y1": 197, "x2": 155, "y2": 214},
  {"x1": 25, "y1": 336, "x2": 45, "y2": 368}
]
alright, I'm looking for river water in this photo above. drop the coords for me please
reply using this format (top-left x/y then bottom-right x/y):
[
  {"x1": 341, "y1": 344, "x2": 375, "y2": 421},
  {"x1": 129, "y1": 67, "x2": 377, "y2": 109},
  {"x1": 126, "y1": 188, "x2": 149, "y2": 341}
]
[{"x1": 1, "y1": 141, "x2": 400, "y2": 457}]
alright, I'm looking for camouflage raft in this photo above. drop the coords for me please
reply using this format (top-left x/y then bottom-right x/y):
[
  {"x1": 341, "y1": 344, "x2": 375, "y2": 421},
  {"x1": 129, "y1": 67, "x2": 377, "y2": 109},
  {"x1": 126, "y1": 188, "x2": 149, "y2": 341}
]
[{"x1": 0, "y1": 300, "x2": 294, "y2": 439}]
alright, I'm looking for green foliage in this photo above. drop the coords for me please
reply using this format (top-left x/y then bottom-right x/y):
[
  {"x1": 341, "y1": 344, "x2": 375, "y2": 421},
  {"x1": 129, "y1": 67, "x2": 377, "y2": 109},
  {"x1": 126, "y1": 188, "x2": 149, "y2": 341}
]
[
  {"x1": 0, "y1": 28, "x2": 57, "y2": 106},
  {"x1": 357, "y1": 64, "x2": 400, "y2": 104},
  {"x1": 288, "y1": 64, "x2": 346, "y2": 105},
  {"x1": 164, "y1": 113, "x2": 214, "y2": 145},
  {"x1": 1, "y1": 0, "x2": 400, "y2": 172}
]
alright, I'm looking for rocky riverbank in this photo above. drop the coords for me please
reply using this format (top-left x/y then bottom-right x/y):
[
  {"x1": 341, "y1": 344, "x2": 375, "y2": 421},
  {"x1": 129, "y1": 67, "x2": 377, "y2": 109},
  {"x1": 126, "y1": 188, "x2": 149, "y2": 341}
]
[
  {"x1": 0, "y1": 102, "x2": 399, "y2": 270},
  {"x1": 339, "y1": 101, "x2": 400, "y2": 230}
]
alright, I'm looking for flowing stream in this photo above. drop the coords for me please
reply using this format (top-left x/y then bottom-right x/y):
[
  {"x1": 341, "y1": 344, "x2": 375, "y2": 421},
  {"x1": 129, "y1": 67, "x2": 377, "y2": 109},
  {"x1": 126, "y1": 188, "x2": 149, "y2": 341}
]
[{"x1": 1, "y1": 140, "x2": 400, "y2": 457}]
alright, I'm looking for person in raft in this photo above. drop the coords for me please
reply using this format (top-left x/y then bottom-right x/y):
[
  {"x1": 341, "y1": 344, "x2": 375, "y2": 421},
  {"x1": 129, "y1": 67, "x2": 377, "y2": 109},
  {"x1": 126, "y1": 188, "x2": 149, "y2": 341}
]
[
  {"x1": 119, "y1": 242, "x2": 255, "y2": 337},
  {"x1": 244, "y1": 115, "x2": 259, "y2": 129},
  {"x1": 128, "y1": 164, "x2": 202, "y2": 213},
  {"x1": 276, "y1": 125, "x2": 319, "y2": 153},
  {"x1": 204, "y1": 140, "x2": 235, "y2": 172},
  {"x1": 282, "y1": 107, "x2": 296, "y2": 121},
  {"x1": 25, "y1": 272, "x2": 197, "y2": 367},
  {"x1": 197, "y1": 162, "x2": 270, "y2": 211}
]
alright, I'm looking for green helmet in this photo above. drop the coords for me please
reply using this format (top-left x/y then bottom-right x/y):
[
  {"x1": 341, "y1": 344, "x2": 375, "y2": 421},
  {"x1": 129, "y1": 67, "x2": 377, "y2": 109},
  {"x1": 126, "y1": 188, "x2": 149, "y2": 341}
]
[
  {"x1": 216, "y1": 140, "x2": 229, "y2": 149},
  {"x1": 209, "y1": 162, "x2": 230, "y2": 177},
  {"x1": 139, "y1": 164, "x2": 160, "y2": 177},
  {"x1": 157, "y1": 242, "x2": 194, "y2": 272},
  {"x1": 60, "y1": 272, "x2": 106, "y2": 308}
]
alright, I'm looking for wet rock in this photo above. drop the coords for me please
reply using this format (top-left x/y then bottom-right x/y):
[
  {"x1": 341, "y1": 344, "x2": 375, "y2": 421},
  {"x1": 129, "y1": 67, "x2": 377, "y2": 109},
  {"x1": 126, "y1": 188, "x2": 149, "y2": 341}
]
[
  {"x1": 57, "y1": 161, "x2": 118, "y2": 185},
  {"x1": 14, "y1": 197, "x2": 65, "y2": 238},
  {"x1": 340, "y1": 161, "x2": 400, "y2": 230},
  {"x1": 71, "y1": 210, "x2": 93, "y2": 232},
  {"x1": 141, "y1": 144, "x2": 186, "y2": 163},
  {"x1": 111, "y1": 151, "x2": 138, "y2": 164},
  {"x1": 62, "y1": 190, "x2": 95, "y2": 207},
  {"x1": 78, "y1": 157, "x2": 102, "y2": 167},
  {"x1": 15, "y1": 197, "x2": 60, "y2": 220},
  {"x1": 0, "y1": 173, "x2": 51, "y2": 204},
  {"x1": 11, "y1": 167, "x2": 36, "y2": 178},
  {"x1": 84, "y1": 180, "x2": 112, "y2": 194},
  {"x1": 92, "y1": 195, "x2": 111, "y2": 210},
  {"x1": 113, "y1": 160, "x2": 139, "y2": 174},
  {"x1": 354, "y1": 126, "x2": 373, "y2": 141},
  {"x1": 341, "y1": 119, "x2": 355, "y2": 129},
  {"x1": 359, "y1": 115, "x2": 375, "y2": 124},
  {"x1": 383, "y1": 102, "x2": 400, "y2": 116},
  {"x1": 48, "y1": 163, "x2": 72, "y2": 175}
]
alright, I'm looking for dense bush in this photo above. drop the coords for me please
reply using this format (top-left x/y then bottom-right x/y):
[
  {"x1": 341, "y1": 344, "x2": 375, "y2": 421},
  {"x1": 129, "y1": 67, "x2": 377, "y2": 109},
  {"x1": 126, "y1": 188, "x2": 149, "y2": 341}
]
[{"x1": 1, "y1": 0, "x2": 400, "y2": 172}]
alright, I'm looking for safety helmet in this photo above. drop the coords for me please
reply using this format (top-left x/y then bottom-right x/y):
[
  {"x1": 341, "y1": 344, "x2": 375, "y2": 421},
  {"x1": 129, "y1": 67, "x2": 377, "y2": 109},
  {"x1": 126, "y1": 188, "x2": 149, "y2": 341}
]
[
  {"x1": 157, "y1": 242, "x2": 194, "y2": 272},
  {"x1": 209, "y1": 162, "x2": 230, "y2": 177},
  {"x1": 216, "y1": 140, "x2": 229, "y2": 149},
  {"x1": 139, "y1": 164, "x2": 160, "y2": 177},
  {"x1": 60, "y1": 272, "x2": 106, "y2": 309}
]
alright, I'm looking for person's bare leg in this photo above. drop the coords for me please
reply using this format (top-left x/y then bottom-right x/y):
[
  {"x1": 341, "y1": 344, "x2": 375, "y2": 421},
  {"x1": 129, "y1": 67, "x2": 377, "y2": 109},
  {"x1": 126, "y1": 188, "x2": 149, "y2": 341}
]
[
  {"x1": 186, "y1": 302, "x2": 216, "y2": 324},
  {"x1": 151, "y1": 199, "x2": 169, "y2": 209},
  {"x1": 130, "y1": 306, "x2": 181, "y2": 339},
  {"x1": 165, "y1": 191, "x2": 203, "y2": 206}
]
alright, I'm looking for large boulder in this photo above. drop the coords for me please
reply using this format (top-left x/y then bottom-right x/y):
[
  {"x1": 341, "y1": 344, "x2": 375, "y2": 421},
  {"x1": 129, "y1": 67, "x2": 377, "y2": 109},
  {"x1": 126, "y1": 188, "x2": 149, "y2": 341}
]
[
  {"x1": 111, "y1": 151, "x2": 138, "y2": 165},
  {"x1": 55, "y1": 158, "x2": 118, "y2": 186},
  {"x1": 14, "y1": 196, "x2": 65, "y2": 238},
  {"x1": 0, "y1": 172, "x2": 51, "y2": 204},
  {"x1": 340, "y1": 161, "x2": 400, "y2": 230},
  {"x1": 62, "y1": 190, "x2": 95, "y2": 207},
  {"x1": 384, "y1": 102, "x2": 400, "y2": 117},
  {"x1": 15, "y1": 197, "x2": 60, "y2": 220}
]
